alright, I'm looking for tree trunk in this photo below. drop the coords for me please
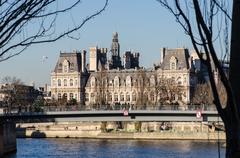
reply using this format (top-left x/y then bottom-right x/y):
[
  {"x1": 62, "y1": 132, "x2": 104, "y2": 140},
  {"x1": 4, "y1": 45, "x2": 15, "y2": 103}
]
[
  {"x1": 225, "y1": 118, "x2": 240, "y2": 158},
  {"x1": 227, "y1": 0, "x2": 240, "y2": 157}
]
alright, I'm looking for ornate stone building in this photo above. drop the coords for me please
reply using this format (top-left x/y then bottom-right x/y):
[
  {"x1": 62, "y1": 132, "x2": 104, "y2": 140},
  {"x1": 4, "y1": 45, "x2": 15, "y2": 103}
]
[
  {"x1": 50, "y1": 33, "x2": 197, "y2": 109},
  {"x1": 84, "y1": 47, "x2": 195, "y2": 109},
  {"x1": 50, "y1": 51, "x2": 88, "y2": 104}
]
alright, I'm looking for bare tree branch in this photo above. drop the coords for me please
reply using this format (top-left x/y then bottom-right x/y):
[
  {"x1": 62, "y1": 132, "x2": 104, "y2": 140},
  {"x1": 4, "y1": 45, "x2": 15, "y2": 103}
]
[{"x1": 0, "y1": 0, "x2": 109, "y2": 61}]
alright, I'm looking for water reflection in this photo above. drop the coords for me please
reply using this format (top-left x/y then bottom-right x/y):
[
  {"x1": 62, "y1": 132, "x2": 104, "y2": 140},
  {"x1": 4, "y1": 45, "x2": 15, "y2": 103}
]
[{"x1": 7, "y1": 139, "x2": 225, "y2": 158}]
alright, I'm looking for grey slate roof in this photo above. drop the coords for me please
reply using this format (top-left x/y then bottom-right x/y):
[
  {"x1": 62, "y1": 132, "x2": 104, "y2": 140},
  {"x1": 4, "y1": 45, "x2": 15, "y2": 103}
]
[
  {"x1": 161, "y1": 48, "x2": 190, "y2": 70},
  {"x1": 53, "y1": 52, "x2": 82, "y2": 73}
]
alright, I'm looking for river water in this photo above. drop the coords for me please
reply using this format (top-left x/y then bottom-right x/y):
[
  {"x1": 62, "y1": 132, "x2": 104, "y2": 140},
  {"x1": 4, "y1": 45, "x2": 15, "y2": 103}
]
[{"x1": 6, "y1": 138, "x2": 225, "y2": 158}]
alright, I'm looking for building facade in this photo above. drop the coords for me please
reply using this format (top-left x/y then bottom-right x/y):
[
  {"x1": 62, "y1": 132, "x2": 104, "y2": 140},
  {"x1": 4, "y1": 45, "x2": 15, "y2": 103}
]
[
  {"x1": 50, "y1": 33, "x2": 197, "y2": 109},
  {"x1": 50, "y1": 51, "x2": 88, "y2": 104}
]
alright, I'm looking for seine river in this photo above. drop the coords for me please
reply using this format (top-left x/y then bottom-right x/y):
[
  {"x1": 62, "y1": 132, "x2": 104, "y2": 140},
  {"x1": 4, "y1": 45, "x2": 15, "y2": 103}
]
[{"x1": 6, "y1": 138, "x2": 225, "y2": 158}]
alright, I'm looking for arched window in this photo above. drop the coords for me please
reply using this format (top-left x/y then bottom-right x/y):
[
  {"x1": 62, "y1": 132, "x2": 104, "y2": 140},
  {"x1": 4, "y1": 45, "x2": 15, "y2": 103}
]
[
  {"x1": 63, "y1": 93, "x2": 67, "y2": 100},
  {"x1": 126, "y1": 76, "x2": 132, "y2": 87},
  {"x1": 108, "y1": 93, "x2": 112, "y2": 102},
  {"x1": 114, "y1": 76, "x2": 120, "y2": 87},
  {"x1": 126, "y1": 92, "x2": 130, "y2": 101},
  {"x1": 150, "y1": 92, "x2": 155, "y2": 101},
  {"x1": 170, "y1": 56, "x2": 177, "y2": 70},
  {"x1": 58, "y1": 63, "x2": 62, "y2": 70},
  {"x1": 70, "y1": 63, "x2": 74, "y2": 70},
  {"x1": 144, "y1": 92, "x2": 148, "y2": 102},
  {"x1": 75, "y1": 79, "x2": 78, "y2": 86},
  {"x1": 64, "y1": 79, "x2": 67, "y2": 86},
  {"x1": 70, "y1": 79, "x2": 73, "y2": 86},
  {"x1": 114, "y1": 93, "x2": 118, "y2": 102},
  {"x1": 178, "y1": 93, "x2": 182, "y2": 101},
  {"x1": 132, "y1": 92, "x2": 136, "y2": 101},
  {"x1": 58, "y1": 79, "x2": 61, "y2": 86},
  {"x1": 70, "y1": 93, "x2": 74, "y2": 100},
  {"x1": 177, "y1": 77, "x2": 182, "y2": 85},
  {"x1": 91, "y1": 77, "x2": 96, "y2": 87},
  {"x1": 150, "y1": 76, "x2": 155, "y2": 87},
  {"x1": 120, "y1": 92, "x2": 124, "y2": 101}
]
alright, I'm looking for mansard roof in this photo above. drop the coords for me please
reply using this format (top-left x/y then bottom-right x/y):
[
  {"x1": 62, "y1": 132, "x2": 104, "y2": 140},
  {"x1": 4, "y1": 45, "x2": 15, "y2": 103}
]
[
  {"x1": 53, "y1": 52, "x2": 82, "y2": 73},
  {"x1": 161, "y1": 48, "x2": 190, "y2": 70}
]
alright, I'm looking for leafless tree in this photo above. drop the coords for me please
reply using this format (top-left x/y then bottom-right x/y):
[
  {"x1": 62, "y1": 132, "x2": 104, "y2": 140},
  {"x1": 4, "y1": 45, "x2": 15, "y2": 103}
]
[
  {"x1": 135, "y1": 69, "x2": 150, "y2": 109},
  {"x1": 1, "y1": 76, "x2": 39, "y2": 111},
  {"x1": 0, "y1": 0, "x2": 108, "y2": 62},
  {"x1": 95, "y1": 69, "x2": 108, "y2": 109},
  {"x1": 157, "y1": 0, "x2": 240, "y2": 157},
  {"x1": 192, "y1": 82, "x2": 213, "y2": 109},
  {"x1": 156, "y1": 77, "x2": 181, "y2": 109},
  {"x1": 1, "y1": 76, "x2": 23, "y2": 85}
]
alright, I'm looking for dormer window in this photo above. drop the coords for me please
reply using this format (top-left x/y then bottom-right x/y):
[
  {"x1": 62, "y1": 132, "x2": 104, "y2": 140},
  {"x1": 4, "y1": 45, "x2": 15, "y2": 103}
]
[
  {"x1": 170, "y1": 56, "x2": 177, "y2": 70},
  {"x1": 63, "y1": 60, "x2": 70, "y2": 73},
  {"x1": 58, "y1": 63, "x2": 62, "y2": 70}
]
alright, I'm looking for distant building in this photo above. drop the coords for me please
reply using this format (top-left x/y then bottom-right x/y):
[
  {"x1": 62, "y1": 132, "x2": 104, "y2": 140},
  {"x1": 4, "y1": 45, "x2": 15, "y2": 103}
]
[
  {"x1": 38, "y1": 84, "x2": 51, "y2": 100},
  {"x1": 0, "y1": 84, "x2": 41, "y2": 106},
  {"x1": 51, "y1": 33, "x2": 198, "y2": 109}
]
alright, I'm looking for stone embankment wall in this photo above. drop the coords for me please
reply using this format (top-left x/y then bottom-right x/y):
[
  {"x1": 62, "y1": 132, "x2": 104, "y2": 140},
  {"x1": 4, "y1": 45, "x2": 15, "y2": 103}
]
[
  {"x1": 0, "y1": 121, "x2": 16, "y2": 157},
  {"x1": 16, "y1": 121, "x2": 225, "y2": 140}
]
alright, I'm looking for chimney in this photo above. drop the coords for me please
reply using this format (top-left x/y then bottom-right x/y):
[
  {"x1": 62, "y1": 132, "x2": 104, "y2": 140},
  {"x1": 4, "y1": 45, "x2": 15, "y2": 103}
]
[
  {"x1": 160, "y1": 48, "x2": 166, "y2": 64},
  {"x1": 81, "y1": 50, "x2": 86, "y2": 73}
]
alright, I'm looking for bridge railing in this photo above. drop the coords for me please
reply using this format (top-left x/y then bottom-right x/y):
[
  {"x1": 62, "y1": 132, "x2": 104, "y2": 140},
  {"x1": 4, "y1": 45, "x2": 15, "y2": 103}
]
[{"x1": 1, "y1": 104, "x2": 217, "y2": 114}]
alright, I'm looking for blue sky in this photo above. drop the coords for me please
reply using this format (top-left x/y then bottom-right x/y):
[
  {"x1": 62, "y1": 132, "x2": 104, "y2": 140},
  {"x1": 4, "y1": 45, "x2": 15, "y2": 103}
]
[{"x1": 0, "y1": 0, "x2": 194, "y2": 87}]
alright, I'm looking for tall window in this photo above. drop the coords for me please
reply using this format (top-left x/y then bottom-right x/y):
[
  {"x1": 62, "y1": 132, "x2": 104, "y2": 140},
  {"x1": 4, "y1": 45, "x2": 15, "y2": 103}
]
[
  {"x1": 90, "y1": 93, "x2": 95, "y2": 101},
  {"x1": 75, "y1": 79, "x2": 78, "y2": 86},
  {"x1": 64, "y1": 79, "x2": 67, "y2": 86},
  {"x1": 70, "y1": 93, "x2": 73, "y2": 100},
  {"x1": 85, "y1": 93, "x2": 89, "y2": 102},
  {"x1": 114, "y1": 76, "x2": 120, "y2": 87},
  {"x1": 108, "y1": 93, "x2": 112, "y2": 102},
  {"x1": 150, "y1": 92, "x2": 155, "y2": 101},
  {"x1": 126, "y1": 76, "x2": 131, "y2": 87},
  {"x1": 70, "y1": 79, "x2": 73, "y2": 86},
  {"x1": 114, "y1": 93, "x2": 118, "y2": 102},
  {"x1": 58, "y1": 79, "x2": 61, "y2": 86},
  {"x1": 120, "y1": 92, "x2": 124, "y2": 101},
  {"x1": 132, "y1": 92, "x2": 136, "y2": 101},
  {"x1": 126, "y1": 93, "x2": 130, "y2": 102}
]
